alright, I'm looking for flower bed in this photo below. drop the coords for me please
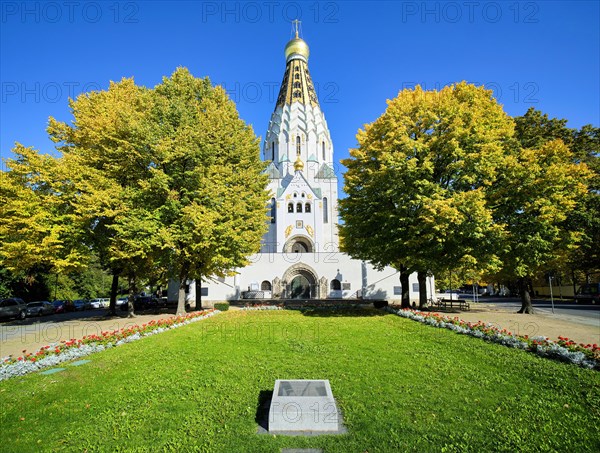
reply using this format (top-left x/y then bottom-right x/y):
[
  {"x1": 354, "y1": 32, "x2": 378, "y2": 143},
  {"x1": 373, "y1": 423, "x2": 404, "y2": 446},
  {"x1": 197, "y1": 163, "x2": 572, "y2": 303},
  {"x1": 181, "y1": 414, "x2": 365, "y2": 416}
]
[
  {"x1": 0, "y1": 309, "x2": 220, "y2": 381},
  {"x1": 385, "y1": 306, "x2": 599, "y2": 370}
]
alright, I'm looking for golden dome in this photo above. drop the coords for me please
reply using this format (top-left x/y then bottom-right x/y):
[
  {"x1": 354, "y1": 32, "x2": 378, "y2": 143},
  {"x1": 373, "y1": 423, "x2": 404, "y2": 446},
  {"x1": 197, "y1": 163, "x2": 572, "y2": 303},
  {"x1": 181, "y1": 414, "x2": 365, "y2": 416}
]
[
  {"x1": 285, "y1": 37, "x2": 309, "y2": 61},
  {"x1": 294, "y1": 156, "x2": 305, "y2": 171}
]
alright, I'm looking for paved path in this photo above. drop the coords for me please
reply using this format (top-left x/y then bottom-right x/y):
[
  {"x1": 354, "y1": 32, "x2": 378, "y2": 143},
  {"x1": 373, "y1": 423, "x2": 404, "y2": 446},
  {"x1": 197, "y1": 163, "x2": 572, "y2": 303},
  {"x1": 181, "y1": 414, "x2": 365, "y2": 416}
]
[{"x1": 0, "y1": 310, "x2": 181, "y2": 359}]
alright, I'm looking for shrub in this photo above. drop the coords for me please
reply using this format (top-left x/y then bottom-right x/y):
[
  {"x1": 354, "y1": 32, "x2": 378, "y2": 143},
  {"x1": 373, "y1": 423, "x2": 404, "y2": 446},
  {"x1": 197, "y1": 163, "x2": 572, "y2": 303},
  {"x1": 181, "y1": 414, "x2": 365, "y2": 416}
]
[{"x1": 214, "y1": 302, "x2": 230, "y2": 311}]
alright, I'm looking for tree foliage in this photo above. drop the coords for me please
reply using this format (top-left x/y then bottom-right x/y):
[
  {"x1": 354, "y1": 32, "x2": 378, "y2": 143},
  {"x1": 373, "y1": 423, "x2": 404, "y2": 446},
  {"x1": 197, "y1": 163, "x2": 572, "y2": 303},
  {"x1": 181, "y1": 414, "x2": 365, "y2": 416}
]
[
  {"x1": 1, "y1": 69, "x2": 268, "y2": 315},
  {"x1": 340, "y1": 86, "x2": 592, "y2": 313},
  {"x1": 142, "y1": 68, "x2": 269, "y2": 313},
  {"x1": 490, "y1": 139, "x2": 590, "y2": 312},
  {"x1": 514, "y1": 108, "x2": 599, "y2": 282},
  {"x1": 340, "y1": 83, "x2": 512, "y2": 306}
]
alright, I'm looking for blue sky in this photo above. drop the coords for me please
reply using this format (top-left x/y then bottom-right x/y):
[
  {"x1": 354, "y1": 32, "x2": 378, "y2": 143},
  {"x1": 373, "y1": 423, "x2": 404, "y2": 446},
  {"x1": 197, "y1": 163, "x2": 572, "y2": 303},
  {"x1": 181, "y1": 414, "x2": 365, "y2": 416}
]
[{"x1": 2, "y1": 1, "x2": 599, "y2": 182}]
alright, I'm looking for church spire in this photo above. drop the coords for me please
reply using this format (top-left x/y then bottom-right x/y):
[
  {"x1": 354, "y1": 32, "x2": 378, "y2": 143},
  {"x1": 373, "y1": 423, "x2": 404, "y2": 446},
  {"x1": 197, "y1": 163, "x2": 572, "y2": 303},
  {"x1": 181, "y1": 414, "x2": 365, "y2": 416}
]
[{"x1": 276, "y1": 21, "x2": 319, "y2": 109}]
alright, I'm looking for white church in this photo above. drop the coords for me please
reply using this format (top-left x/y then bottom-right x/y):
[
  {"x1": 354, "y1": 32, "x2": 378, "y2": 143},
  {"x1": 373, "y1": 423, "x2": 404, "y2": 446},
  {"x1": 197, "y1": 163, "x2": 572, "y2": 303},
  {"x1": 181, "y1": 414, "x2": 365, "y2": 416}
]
[{"x1": 175, "y1": 28, "x2": 435, "y2": 307}]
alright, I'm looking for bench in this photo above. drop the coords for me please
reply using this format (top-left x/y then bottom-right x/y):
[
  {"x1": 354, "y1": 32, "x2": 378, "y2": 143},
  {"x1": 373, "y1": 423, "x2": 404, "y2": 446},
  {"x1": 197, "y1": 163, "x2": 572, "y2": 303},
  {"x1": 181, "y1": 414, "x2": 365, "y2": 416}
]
[{"x1": 434, "y1": 298, "x2": 470, "y2": 311}]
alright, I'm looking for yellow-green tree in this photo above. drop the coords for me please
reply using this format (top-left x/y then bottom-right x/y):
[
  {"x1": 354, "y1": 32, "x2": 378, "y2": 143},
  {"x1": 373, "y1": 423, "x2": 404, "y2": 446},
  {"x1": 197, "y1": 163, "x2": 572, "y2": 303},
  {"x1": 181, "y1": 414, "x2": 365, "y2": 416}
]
[
  {"x1": 340, "y1": 83, "x2": 511, "y2": 308},
  {"x1": 514, "y1": 108, "x2": 599, "y2": 290},
  {"x1": 491, "y1": 139, "x2": 590, "y2": 313},
  {"x1": 47, "y1": 68, "x2": 269, "y2": 315},
  {"x1": 48, "y1": 78, "x2": 156, "y2": 316},
  {"x1": 0, "y1": 145, "x2": 93, "y2": 283}
]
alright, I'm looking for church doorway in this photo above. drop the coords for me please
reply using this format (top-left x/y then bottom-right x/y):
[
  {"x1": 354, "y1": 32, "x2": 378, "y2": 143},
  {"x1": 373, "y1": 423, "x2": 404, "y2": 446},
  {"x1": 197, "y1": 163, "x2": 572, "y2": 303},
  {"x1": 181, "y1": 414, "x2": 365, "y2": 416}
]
[
  {"x1": 290, "y1": 275, "x2": 311, "y2": 298},
  {"x1": 282, "y1": 263, "x2": 318, "y2": 299}
]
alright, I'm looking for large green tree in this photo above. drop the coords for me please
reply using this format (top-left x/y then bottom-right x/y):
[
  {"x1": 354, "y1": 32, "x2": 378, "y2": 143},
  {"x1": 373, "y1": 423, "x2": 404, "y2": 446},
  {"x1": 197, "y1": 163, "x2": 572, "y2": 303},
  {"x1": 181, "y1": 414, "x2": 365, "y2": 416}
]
[
  {"x1": 47, "y1": 68, "x2": 269, "y2": 315},
  {"x1": 144, "y1": 68, "x2": 269, "y2": 314},
  {"x1": 340, "y1": 83, "x2": 511, "y2": 308}
]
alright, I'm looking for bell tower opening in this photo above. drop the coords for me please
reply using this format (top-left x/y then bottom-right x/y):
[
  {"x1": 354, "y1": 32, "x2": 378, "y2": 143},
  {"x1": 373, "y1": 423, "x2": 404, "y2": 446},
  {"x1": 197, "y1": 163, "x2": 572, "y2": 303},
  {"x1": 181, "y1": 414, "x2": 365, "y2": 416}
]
[{"x1": 284, "y1": 236, "x2": 314, "y2": 253}]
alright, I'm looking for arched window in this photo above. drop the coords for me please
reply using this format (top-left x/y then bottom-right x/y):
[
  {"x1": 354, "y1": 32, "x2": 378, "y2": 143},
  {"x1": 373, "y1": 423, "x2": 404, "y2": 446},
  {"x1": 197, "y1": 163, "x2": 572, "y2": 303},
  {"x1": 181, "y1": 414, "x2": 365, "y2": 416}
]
[
  {"x1": 296, "y1": 136, "x2": 301, "y2": 156},
  {"x1": 323, "y1": 197, "x2": 328, "y2": 223},
  {"x1": 296, "y1": 203, "x2": 303, "y2": 213},
  {"x1": 271, "y1": 198, "x2": 276, "y2": 224},
  {"x1": 322, "y1": 141, "x2": 325, "y2": 160},
  {"x1": 293, "y1": 81, "x2": 301, "y2": 88},
  {"x1": 261, "y1": 280, "x2": 272, "y2": 291},
  {"x1": 331, "y1": 279, "x2": 341, "y2": 291},
  {"x1": 288, "y1": 203, "x2": 294, "y2": 213},
  {"x1": 271, "y1": 142, "x2": 275, "y2": 161},
  {"x1": 305, "y1": 203, "x2": 311, "y2": 213}
]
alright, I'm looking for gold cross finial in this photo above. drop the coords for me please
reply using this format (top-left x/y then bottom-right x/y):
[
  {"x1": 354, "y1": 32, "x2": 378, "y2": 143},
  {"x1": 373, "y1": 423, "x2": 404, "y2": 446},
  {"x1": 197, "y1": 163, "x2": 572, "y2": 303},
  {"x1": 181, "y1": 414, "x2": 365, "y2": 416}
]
[{"x1": 292, "y1": 19, "x2": 300, "y2": 38}]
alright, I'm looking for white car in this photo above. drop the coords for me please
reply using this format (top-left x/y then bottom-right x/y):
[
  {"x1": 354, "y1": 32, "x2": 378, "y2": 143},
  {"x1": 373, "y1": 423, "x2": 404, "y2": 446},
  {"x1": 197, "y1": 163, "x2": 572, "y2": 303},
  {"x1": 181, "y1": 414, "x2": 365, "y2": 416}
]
[
  {"x1": 90, "y1": 298, "x2": 110, "y2": 309},
  {"x1": 116, "y1": 297, "x2": 128, "y2": 306}
]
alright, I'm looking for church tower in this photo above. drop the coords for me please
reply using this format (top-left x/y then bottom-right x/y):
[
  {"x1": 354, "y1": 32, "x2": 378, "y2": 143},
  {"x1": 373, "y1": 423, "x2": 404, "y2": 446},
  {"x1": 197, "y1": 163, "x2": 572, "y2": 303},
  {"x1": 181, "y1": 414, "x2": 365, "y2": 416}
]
[{"x1": 261, "y1": 23, "x2": 339, "y2": 254}]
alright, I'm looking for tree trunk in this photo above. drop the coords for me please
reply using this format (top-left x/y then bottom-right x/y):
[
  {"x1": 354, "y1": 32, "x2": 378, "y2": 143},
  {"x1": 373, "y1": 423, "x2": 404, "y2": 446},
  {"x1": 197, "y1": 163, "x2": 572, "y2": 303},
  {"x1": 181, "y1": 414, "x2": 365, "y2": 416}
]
[
  {"x1": 108, "y1": 272, "x2": 119, "y2": 316},
  {"x1": 417, "y1": 270, "x2": 428, "y2": 310},
  {"x1": 517, "y1": 277, "x2": 534, "y2": 314},
  {"x1": 176, "y1": 277, "x2": 186, "y2": 315},
  {"x1": 127, "y1": 273, "x2": 136, "y2": 318},
  {"x1": 196, "y1": 278, "x2": 202, "y2": 311},
  {"x1": 400, "y1": 266, "x2": 411, "y2": 309}
]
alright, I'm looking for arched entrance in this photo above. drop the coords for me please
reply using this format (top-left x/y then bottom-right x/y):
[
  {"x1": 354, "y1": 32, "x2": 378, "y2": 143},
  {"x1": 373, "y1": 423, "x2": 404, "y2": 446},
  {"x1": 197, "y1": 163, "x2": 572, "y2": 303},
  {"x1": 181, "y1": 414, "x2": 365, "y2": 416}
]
[{"x1": 282, "y1": 263, "x2": 319, "y2": 299}]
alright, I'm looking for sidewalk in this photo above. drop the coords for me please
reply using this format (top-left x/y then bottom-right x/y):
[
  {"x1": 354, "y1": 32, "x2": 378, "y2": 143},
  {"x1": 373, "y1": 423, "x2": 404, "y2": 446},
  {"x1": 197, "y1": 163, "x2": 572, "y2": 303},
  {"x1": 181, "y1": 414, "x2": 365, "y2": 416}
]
[{"x1": 440, "y1": 303, "x2": 599, "y2": 346}]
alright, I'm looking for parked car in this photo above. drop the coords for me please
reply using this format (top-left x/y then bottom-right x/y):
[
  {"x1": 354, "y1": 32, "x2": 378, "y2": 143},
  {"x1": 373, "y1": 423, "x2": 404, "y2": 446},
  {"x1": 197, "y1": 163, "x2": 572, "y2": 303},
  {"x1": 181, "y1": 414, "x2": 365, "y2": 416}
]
[
  {"x1": 443, "y1": 290, "x2": 460, "y2": 301},
  {"x1": 116, "y1": 297, "x2": 128, "y2": 306},
  {"x1": 119, "y1": 295, "x2": 163, "y2": 311},
  {"x1": 89, "y1": 298, "x2": 109, "y2": 309},
  {"x1": 575, "y1": 283, "x2": 600, "y2": 305},
  {"x1": 52, "y1": 300, "x2": 66, "y2": 314},
  {"x1": 72, "y1": 299, "x2": 89, "y2": 311},
  {"x1": 0, "y1": 298, "x2": 27, "y2": 320},
  {"x1": 26, "y1": 301, "x2": 55, "y2": 317}
]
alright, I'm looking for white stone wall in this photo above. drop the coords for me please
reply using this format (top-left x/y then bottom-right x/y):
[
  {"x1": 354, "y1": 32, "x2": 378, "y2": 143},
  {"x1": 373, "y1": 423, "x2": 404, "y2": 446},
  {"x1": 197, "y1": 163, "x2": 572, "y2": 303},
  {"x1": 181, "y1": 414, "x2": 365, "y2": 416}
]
[{"x1": 198, "y1": 253, "x2": 435, "y2": 306}]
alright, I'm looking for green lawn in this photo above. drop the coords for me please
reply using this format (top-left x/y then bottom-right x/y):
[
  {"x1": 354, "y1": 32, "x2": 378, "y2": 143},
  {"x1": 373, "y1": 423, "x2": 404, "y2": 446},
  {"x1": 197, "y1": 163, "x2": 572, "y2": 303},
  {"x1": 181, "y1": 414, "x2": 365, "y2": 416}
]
[{"x1": 1, "y1": 309, "x2": 598, "y2": 452}]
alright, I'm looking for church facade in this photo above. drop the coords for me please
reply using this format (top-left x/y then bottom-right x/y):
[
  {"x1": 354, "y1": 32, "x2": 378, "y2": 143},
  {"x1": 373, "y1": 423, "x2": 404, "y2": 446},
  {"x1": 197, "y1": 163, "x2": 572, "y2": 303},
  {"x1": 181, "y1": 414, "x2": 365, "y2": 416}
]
[{"x1": 177, "y1": 30, "x2": 435, "y2": 306}]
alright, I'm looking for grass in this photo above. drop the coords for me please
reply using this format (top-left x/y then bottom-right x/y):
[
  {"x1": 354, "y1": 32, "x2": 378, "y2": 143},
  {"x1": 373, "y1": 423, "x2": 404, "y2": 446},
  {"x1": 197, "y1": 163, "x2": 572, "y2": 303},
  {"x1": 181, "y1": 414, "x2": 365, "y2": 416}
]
[{"x1": 0, "y1": 308, "x2": 598, "y2": 452}]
